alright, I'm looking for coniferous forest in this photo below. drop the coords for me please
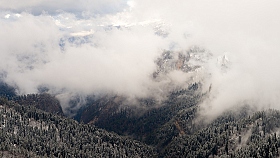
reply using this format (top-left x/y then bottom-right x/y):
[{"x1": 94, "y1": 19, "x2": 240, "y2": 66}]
[
  {"x1": 1, "y1": 0, "x2": 280, "y2": 157},
  {"x1": 1, "y1": 83, "x2": 280, "y2": 157},
  {"x1": 0, "y1": 97, "x2": 157, "y2": 157}
]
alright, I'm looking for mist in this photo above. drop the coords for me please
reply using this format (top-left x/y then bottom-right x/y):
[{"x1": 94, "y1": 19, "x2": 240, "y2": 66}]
[{"x1": 1, "y1": 1, "x2": 280, "y2": 116}]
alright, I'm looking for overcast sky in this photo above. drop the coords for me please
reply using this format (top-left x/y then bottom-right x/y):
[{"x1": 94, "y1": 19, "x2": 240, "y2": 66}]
[{"x1": 1, "y1": 0, "x2": 280, "y2": 116}]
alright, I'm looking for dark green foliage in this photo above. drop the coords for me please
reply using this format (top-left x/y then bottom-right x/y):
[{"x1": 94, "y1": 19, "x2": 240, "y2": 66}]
[
  {"x1": 162, "y1": 109, "x2": 280, "y2": 158},
  {"x1": 13, "y1": 93, "x2": 64, "y2": 115},
  {"x1": 0, "y1": 81, "x2": 16, "y2": 98},
  {"x1": 2, "y1": 95, "x2": 280, "y2": 158},
  {"x1": 0, "y1": 98, "x2": 157, "y2": 157},
  {"x1": 2, "y1": 81, "x2": 280, "y2": 157},
  {"x1": 74, "y1": 87, "x2": 202, "y2": 146}
]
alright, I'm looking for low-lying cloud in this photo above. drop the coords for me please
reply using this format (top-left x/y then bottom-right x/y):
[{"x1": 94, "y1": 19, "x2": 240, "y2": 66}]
[
  {"x1": 0, "y1": 0, "x2": 128, "y2": 16},
  {"x1": 1, "y1": 0, "x2": 280, "y2": 116}
]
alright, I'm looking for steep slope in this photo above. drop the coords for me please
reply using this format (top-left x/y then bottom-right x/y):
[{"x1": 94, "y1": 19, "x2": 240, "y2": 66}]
[
  {"x1": 73, "y1": 90, "x2": 280, "y2": 158},
  {"x1": 73, "y1": 85, "x2": 203, "y2": 149},
  {"x1": 0, "y1": 97, "x2": 157, "y2": 157},
  {"x1": 73, "y1": 48, "x2": 208, "y2": 145},
  {"x1": 0, "y1": 81, "x2": 16, "y2": 98},
  {"x1": 0, "y1": 81, "x2": 64, "y2": 116},
  {"x1": 162, "y1": 109, "x2": 280, "y2": 157},
  {"x1": 13, "y1": 93, "x2": 64, "y2": 116}
]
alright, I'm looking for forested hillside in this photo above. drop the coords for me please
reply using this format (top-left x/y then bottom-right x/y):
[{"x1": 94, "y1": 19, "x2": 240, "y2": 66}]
[
  {"x1": 13, "y1": 93, "x2": 64, "y2": 116},
  {"x1": 0, "y1": 97, "x2": 157, "y2": 157},
  {"x1": 2, "y1": 79, "x2": 280, "y2": 157},
  {"x1": 74, "y1": 85, "x2": 202, "y2": 145},
  {"x1": 1, "y1": 0, "x2": 279, "y2": 157},
  {"x1": 2, "y1": 94, "x2": 280, "y2": 157},
  {"x1": 163, "y1": 109, "x2": 280, "y2": 157},
  {"x1": 72, "y1": 87, "x2": 280, "y2": 157}
]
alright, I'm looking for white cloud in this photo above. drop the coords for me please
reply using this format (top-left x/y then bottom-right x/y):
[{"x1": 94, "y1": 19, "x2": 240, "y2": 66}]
[
  {"x1": 0, "y1": 11, "x2": 168, "y2": 100},
  {"x1": 0, "y1": 0, "x2": 128, "y2": 16},
  {"x1": 1, "y1": 0, "x2": 280, "y2": 116}
]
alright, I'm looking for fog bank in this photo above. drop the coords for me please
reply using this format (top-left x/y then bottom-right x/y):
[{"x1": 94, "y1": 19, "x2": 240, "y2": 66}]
[{"x1": 1, "y1": 1, "x2": 280, "y2": 116}]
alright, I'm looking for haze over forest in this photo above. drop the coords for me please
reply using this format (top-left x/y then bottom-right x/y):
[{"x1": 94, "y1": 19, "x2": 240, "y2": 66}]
[
  {"x1": 2, "y1": 1, "x2": 280, "y2": 157},
  {"x1": 1, "y1": 0, "x2": 280, "y2": 118}
]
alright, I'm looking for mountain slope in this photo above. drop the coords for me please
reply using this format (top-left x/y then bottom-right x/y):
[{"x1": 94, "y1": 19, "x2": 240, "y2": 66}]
[
  {"x1": 13, "y1": 93, "x2": 64, "y2": 116},
  {"x1": 0, "y1": 97, "x2": 157, "y2": 157},
  {"x1": 2, "y1": 92, "x2": 280, "y2": 157},
  {"x1": 162, "y1": 109, "x2": 280, "y2": 157}
]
